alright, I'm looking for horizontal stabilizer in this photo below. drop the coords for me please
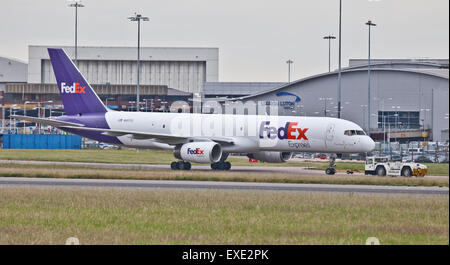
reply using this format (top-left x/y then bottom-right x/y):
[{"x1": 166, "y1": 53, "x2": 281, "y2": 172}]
[{"x1": 11, "y1": 115, "x2": 85, "y2": 128}]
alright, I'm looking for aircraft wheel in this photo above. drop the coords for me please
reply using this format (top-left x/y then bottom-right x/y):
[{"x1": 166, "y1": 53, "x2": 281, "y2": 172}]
[
  {"x1": 211, "y1": 162, "x2": 230, "y2": 171},
  {"x1": 183, "y1": 162, "x2": 191, "y2": 170},
  {"x1": 170, "y1": 161, "x2": 178, "y2": 170},
  {"x1": 325, "y1": 168, "x2": 335, "y2": 175}
]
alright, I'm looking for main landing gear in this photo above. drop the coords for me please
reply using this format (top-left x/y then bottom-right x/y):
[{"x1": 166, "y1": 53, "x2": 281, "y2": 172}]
[
  {"x1": 211, "y1": 161, "x2": 231, "y2": 171},
  {"x1": 170, "y1": 161, "x2": 191, "y2": 170},
  {"x1": 170, "y1": 153, "x2": 232, "y2": 171},
  {"x1": 211, "y1": 153, "x2": 231, "y2": 171},
  {"x1": 325, "y1": 155, "x2": 337, "y2": 175}
]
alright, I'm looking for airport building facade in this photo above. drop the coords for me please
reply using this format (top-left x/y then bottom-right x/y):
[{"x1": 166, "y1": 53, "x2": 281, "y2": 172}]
[
  {"x1": 219, "y1": 59, "x2": 449, "y2": 142},
  {"x1": 1, "y1": 45, "x2": 218, "y2": 125}
]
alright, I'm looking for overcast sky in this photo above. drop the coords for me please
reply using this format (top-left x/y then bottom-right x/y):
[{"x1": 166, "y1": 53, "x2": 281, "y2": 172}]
[{"x1": 1, "y1": 0, "x2": 448, "y2": 82}]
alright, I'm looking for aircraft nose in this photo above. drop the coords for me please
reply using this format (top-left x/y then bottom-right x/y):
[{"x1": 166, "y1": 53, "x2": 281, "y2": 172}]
[{"x1": 364, "y1": 137, "x2": 376, "y2": 152}]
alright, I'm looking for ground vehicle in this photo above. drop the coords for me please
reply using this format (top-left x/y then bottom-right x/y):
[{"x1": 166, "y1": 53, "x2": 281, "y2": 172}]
[
  {"x1": 365, "y1": 156, "x2": 427, "y2": 177},
  {"x1": 314, "y1": 153, "x2": 328, "y2": 160},
  {"x1": 414, "y1": 156, "x2": 433, "y2": 163},
  {"x1": 390, "y1": 154, "x2": 402, "y2": 162}
]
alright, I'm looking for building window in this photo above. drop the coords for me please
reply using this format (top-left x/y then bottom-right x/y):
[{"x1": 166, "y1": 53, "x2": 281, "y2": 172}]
[{"x1": 378, "y1": 111, "x2": 420, "y2": 130}]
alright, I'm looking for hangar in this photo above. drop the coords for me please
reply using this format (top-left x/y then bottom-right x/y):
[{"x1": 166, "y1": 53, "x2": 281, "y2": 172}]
[{"x1": 1, "y1": 45, "x2": 218, "y2": 128}]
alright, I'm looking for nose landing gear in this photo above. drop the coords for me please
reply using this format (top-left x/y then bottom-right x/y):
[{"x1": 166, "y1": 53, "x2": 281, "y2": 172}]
[{"x1": 325, "y1": 155, "x2": 336, "y2": 175}]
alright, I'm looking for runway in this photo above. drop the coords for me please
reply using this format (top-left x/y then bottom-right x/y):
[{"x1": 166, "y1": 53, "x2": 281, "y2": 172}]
[
  {"x1": 0, "y1": 159, "x2": 325, "y2": 174},
  {"x1": 0, "y1": 159, "x2": 447, "y2": 178},
  {"x1": 0, "y1": 177, "x2": 448, "y2": 195}
]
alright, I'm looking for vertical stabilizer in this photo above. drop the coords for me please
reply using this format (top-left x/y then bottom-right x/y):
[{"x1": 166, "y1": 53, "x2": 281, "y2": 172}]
[{"x1": 48, "y1": 48, "x2": 107, "y2": 115}]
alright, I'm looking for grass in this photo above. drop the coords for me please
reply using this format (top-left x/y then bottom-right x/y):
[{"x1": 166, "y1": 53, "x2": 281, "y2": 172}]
[
  {"x1": 0, "y1": 149, "x2": 448, "y2": 175},
  {"x1": 0, "y1": 187, "x2": 447, "y2": 244},
  {"x1": 0, "y1": 163, "x2": 448, "y2": 187}
]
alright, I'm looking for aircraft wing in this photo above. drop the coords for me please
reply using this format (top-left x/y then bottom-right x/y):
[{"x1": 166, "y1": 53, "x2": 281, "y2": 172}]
[
  {"x1": 11, "y1": 115, "x2": 235, "y2": 145},
  {"x1": 11, "y1": 115, "x2": 85, "y2": 127},
  {"x1": 60, "y1": 126, "x2": 236, "y2": 145}
]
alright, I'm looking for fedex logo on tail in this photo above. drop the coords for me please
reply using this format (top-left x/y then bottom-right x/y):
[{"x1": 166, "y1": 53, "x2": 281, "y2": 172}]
[
  {"x1": 259, "y1": 121, "x2": 308, "y2": 140},
  {"x1": 187, "y1": 147, "x2": 204, "y2": 155},
  {"x1": 61, "y1": 82, "x2": 86, "y2": 94}
]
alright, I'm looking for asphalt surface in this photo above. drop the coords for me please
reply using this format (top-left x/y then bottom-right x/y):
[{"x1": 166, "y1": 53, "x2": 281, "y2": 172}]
[
  {"x1": 0, "y1": 159, "x2": 447, "y2": 178},
  {"x1": 0, "y1": 177, "x2": 448, "y2": 195},
  {"x1": 0, "y1": 159, "x2": 325, "y2": 174}
]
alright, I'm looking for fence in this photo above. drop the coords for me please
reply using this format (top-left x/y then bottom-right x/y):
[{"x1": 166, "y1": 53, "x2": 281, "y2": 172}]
[{"x1": 2, "y1": 134, "x2": 82, "y2": 149}]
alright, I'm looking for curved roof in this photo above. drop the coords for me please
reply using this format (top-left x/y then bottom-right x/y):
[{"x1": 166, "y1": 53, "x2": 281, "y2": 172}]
[
  {"x1": 344, "y1": 61, "x2": 448, "y2": 70},
  {"x1": 234, "y1": 67, "x2": 449, "y2": 101}
]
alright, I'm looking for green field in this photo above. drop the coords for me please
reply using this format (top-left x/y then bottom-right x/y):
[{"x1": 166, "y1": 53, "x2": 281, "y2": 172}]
[
  {"x1": 0, "y1": 149, "x2": 448, "y2": 175},
  {"x1": 0, "y1": 187, "x2": 447, "y2": 245}
]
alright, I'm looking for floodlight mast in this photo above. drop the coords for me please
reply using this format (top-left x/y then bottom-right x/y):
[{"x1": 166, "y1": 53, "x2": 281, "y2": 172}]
[
  {"x1": 128, "y1": 13, "x2": 149, "y2": 112},
  {"x1": 68, "y1": 1, "x2": 85, "y2": 66},
  {"x1": 323, "y1": 35, "x2": 336, "y2": 72}
]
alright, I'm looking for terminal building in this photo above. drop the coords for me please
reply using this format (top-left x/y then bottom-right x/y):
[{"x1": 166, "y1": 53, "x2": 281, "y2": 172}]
[
  {"x1": 0, "y1": 45, "x2": 448, "y2": 142},
  {"x1": 221, "y1": 59, "x2": 449, "y2": 142}
]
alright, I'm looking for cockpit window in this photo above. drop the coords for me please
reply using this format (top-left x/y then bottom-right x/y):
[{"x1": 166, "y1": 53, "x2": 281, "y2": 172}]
[
  {"x1": 344, "y1": 130, "x2": 366, "y2": 136},
  {"x1": 356, "y1": 130, "x2": 366, "y2": 135},
  {"x1": 344, "y1": 130, "x2": 355, "y2": 136}
]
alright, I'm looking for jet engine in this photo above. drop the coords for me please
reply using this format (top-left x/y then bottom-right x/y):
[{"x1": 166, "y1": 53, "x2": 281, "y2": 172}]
[
  {"x1": 247, "y1": 151, "x2": 293, "y2": 163},
  {"x1": 174, "y1": 142, "x2": 222, "y2": 163}
]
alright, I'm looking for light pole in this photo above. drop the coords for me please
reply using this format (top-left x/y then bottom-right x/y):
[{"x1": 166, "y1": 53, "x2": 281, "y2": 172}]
[
  {"x1": 24, "y1": 100, "x2": 52, "y2": 134},
  {"x1": 68, "y1": 0, "x2": 84, "y2": 66},
  {"x1": 128, "y1": 13, "x2": 149, "y2": 112},
  {"x1": 9, "y1": 104, "x2": 17, "y2": 133},
  {"x1": 143, "y1": 99, "x2": 152, "y2": 112},
  {"x1": 161, "y1": 101, "x2": 168, "y2": 112},
  {"x1": 337, "y1": 0, "x2": 342, "y2": 119},
  {"x1": 319, "y1": 97, "x2": 332, "y2": 117},
  {"x1": 323, "y1": 35, "x2": 336, "y2": 72},
  {"x1": 46, "y1": 101, "x2": 53, "y2": 119},
  {"x1": 374, "y1": 112, "x2": 386, "y2": 145},
  {"x1": 392, "y1": 106, "x2": 400, "y2": 129},
  {"x1": 0, "y1": 105, "x2": 4, "y2": 132},
  {"x1": 105, "y1": 97, "x2": 115, "y2": 109},
  {"x1": 286, "y1": 59, "x2": 293, "y2": 83},
  {"x1": 420, "y1": 108, "x2": 430, "y2": 130},
  {"x1": 361, "y1": 105, "x2": 368, "y2": 130},
  {"x1": 366, "y1": 20, "x2": 376, "y2": 134},
  {"x1": 24, "y1": 101, "x2": 30, "y2": 130},
  {"x1": 128, "y1": 101, "x2": 136, "y2": 112}
]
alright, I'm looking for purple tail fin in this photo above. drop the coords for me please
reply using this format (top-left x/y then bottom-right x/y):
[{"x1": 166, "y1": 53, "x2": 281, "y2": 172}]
[{"x1": 48, "y1": 48, "x2": 107, "y2": 115}]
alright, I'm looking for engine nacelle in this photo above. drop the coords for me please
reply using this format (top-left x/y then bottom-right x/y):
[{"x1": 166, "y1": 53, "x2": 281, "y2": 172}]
[
  {"x1": 247, "y1": 151, "x2": 293, "y2": 163},
  {"x1": 174, "y1": 142, "x2": 222, "y2": 163}
]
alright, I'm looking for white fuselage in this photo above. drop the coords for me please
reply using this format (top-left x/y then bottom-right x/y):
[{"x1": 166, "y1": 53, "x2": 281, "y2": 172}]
[{"x1": 105, "y1": 111, "x2": 375, "y2": 154}]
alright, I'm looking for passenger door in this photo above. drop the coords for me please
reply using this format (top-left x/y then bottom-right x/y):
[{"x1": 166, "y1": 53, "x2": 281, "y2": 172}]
[{"x1": 325, "y1": 123, "x2": 335, "y2": 148}]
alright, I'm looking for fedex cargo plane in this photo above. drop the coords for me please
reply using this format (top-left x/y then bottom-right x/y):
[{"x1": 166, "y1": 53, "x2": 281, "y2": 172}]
[{"x1": 13, "y1": 48, "x2": 375, "y2": 174}]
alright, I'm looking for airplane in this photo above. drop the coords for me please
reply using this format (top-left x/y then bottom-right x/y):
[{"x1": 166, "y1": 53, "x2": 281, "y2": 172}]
[{"x1": 12, "y1": 48, "x2": 375, "y2": 174}]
